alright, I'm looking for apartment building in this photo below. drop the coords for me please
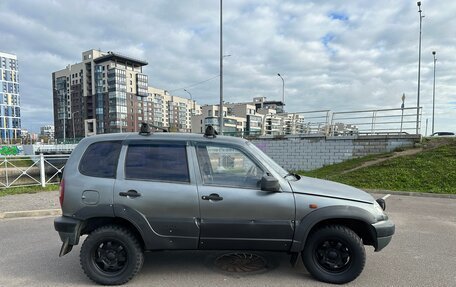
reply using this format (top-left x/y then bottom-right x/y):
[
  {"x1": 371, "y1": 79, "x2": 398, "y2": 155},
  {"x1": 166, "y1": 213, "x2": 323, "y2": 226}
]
[
  {"x1": 52, "y1": 49, "x2": 199, "y2": 140},
  {"x1": 52, "y1": 49, "x2": 149, "y2": 140},
  {"x1": 0, "y1": 51, "x2": 21, "y2": 142},
  {"x1": 191, "y1": 98, "x2": 302, "y2": 136},
  {"x1": 191, "y1": 105, "x2": 244, "y2": 135},
  {"x1": 253, "y1": 97, "x2": 285, "y2": 113},
  {"x1": 147, "y1": 87, "x2": 200, "y2": 132},
  {"x1": 225, "y1": 103, "x2": 263, "y2": 136},
  {"x1": 40, "y1": 125, "x2": 55, "y2": 141}
]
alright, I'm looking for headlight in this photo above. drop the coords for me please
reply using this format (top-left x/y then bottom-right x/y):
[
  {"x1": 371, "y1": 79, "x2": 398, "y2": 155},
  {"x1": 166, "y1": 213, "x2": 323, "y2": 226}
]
[{"x1": 373, "y1": 201, "x2": 387, "y2": 220}]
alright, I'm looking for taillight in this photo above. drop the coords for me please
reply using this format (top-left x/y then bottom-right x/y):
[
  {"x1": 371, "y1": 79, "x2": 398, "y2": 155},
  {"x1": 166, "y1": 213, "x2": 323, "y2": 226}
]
[{"x1": 59, "y1": 179, "x2": 65, "y2": 208}]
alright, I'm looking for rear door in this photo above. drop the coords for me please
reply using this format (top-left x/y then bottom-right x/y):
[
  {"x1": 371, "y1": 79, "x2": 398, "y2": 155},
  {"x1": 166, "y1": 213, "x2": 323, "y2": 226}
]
[{"x1": 113, "y1": 140, "x2": 200, "y2": 250}]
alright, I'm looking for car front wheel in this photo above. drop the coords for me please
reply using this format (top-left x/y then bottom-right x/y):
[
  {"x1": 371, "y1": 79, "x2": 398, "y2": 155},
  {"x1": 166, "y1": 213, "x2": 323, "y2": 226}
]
[
  {"x1": 302, "y1": 225, "x2": 366, "y2": 284},
  {"x1": 80, "y1": 225, "x2": 144, "y2": 285}
]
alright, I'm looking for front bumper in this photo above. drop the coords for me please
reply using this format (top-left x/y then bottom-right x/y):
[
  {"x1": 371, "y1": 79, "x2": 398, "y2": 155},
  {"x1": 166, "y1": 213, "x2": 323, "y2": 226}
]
[
  {"x1": 371, "y1": 219, "x2": 395, "y2": 251},
  {"x1": 54, "y1": 216, "x2": 84, "y2": 256}
]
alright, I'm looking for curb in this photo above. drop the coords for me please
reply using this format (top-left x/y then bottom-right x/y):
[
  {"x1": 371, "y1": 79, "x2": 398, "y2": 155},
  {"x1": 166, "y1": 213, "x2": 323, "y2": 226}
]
[
  {"x1": 366, "y1": 189, "x2": 456, "y2": 199},
  {"x1": 0, "y1": 209, "x2": 61, "y2": 219}
]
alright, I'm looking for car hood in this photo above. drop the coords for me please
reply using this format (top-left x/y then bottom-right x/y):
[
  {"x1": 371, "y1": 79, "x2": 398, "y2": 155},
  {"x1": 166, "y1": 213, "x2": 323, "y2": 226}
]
[{"x1": 289, "y1": 176, "x2": 374, "y2": 204}]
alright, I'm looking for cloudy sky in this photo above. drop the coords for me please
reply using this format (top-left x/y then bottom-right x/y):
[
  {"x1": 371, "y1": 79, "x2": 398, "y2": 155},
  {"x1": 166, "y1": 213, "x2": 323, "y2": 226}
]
[{"x1": 1, "y1": 0, "x2": 455, "y2": 134}]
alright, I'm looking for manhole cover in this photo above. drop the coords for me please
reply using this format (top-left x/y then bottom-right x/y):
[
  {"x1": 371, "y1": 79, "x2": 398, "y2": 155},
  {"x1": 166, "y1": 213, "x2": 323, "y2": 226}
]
[{"x1": 214, "y1": 252, "x2": 268, "y2": 273}]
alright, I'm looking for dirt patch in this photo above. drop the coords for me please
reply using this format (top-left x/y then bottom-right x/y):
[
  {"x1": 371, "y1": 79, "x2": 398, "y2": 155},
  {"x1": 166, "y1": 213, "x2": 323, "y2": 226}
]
[{"x1": 341, "y1": 148, "x2": 423, "y2": 174}]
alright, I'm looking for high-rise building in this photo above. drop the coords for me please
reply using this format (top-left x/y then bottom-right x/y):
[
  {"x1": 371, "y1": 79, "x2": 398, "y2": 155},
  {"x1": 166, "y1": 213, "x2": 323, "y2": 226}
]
[
  {"x1": 52, "y1": 49, "x2": 149, "y2": 141},
  {"x1": 0, "y1": 51, "x2": 21, "y2": 142},
  {"x1": 52, "y1": 49, "x2": 200, "y2": 140}
]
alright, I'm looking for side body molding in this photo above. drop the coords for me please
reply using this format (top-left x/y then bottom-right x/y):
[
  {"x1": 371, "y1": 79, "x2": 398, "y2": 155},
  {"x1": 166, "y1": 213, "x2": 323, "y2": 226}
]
[{"x1": 113, "y1": 205, "x2": 199, "y2": 250}]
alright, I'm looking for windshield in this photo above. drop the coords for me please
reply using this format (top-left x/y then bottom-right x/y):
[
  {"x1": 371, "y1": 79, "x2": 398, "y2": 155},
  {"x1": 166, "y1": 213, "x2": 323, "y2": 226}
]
[{"x1": 247, "y1": 142, "x2": 289, "y2": 178}]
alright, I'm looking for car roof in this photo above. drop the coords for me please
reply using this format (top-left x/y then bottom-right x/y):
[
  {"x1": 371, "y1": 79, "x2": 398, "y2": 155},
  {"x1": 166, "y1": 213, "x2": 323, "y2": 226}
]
[
  {"x1": 79, "y1": 132, "x2": 249, "y2": 146},
  {"x1": 431, "y1": 132, "x2": 455, "y2": 136}
]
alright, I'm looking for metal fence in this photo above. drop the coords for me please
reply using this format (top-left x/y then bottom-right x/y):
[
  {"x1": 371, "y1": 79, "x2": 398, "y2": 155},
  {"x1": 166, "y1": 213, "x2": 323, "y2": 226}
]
[
  {"x1": 0, "y1": 154, "x2": 69, "y2": 189},
  {"x1": 329, "y1": 107, "x2": 422, "y2": 136},
  {"x1": 257, "y1": 107, "x2": 421, "y2": 137}
]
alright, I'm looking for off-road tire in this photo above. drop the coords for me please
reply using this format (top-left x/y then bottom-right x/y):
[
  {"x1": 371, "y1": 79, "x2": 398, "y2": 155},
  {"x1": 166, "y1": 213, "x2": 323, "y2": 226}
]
[
  {"x1": 302, "y1": 225, "x2": 366, "y2": 284},
  {"x1": 80, "y1": 225, "x2": 144, "y2": 285}
]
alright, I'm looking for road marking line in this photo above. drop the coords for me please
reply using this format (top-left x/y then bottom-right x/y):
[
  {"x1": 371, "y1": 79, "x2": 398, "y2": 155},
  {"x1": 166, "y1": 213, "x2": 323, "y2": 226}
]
[{"x1": 382, "y1": 194, "x2": 391, "y2": 200}]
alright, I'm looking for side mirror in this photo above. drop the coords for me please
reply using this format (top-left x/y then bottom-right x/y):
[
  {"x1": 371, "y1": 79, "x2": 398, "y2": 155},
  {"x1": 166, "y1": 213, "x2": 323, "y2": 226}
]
[{"x1": 260, "y1": 174, "x2": 280, "y2": 192}]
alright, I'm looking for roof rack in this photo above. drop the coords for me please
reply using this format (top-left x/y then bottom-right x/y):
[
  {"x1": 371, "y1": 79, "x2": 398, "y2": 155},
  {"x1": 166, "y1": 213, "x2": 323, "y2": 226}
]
[
  {"x1": 150, "y1": 125, "x2": 168, "y2": 132},
  {"x1": 204, "y1": 125, "x2": 218, "y2": 138},
  {"x1": 139, "y1": 122, "x2": 168, "y2": 136},
  {"x1": 139, "y1": 122, "x2": 151, "y2": 136}
]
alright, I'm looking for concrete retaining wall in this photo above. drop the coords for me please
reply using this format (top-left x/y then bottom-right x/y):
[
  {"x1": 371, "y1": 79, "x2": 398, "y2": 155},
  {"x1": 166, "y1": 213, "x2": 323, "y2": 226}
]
[{"x1": 251, "y1": 135, "x2": 419, "y2": 171}]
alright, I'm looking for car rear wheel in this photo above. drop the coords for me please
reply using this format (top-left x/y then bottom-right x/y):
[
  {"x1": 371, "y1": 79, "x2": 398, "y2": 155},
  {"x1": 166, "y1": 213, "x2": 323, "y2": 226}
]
[
  {"x1": 80, "y1": 225, "x2": 144, "y2": 285},
  {"x1": 302, "y1": 225, "x2": 366, "y2": 284}
]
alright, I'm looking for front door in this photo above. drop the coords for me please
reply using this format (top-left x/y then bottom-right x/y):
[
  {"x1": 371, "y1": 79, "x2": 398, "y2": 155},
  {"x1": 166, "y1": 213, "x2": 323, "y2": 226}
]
[
  {"x1": 113, "y1": 140, "x2": 200, "y2": 250},
  {"x1": 194, "y1": 142, "x2": 295, "y2": 251}
]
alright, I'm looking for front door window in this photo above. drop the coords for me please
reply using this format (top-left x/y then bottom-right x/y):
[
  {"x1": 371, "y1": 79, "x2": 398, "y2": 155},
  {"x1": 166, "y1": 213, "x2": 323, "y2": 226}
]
[{"x1": 196, "y1": 144, "x2": 263, "y2": 189}]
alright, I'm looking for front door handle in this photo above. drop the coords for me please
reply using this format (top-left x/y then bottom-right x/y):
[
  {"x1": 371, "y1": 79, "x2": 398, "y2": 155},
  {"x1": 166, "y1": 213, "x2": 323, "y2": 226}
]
[
  {"x1": 119, "y1": 190, "x2": 141, "y2": 198},
  {"x1": 202, "y1": 193, "x2": 223, "y2": 201}
]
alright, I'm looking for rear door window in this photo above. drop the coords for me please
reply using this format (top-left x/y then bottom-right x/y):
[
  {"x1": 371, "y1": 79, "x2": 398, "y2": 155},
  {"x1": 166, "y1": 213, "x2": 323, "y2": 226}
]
[
  {"x1": 79, "y1": 141, "x2": 122, "y2": 178},
  {"x1": 125, "y1": 142, "x2": 190, "y2": 183}
]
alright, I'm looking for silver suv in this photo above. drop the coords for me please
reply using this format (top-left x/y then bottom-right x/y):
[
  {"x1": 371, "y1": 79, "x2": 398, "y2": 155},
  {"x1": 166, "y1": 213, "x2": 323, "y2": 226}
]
[{"x1": 54, "y1": 126, "x2": 394, "y2": 285}]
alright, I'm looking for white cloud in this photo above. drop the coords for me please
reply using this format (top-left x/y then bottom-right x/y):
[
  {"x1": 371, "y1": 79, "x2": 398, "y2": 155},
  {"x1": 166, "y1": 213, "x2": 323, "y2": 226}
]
[{"x1": 0, "y1": 0, "x2": 454, "y2": 133}]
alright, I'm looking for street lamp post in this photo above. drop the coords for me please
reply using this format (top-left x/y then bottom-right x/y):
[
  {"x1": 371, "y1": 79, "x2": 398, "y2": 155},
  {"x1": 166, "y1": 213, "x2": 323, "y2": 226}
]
[
  {"x1": 277, "y1": 73, "x2": 284, "y2": 104},
  {"x1": 416, "y1": 1, "x2": 424, "y2": 134},
  {"x1": 72, "y1": 111, "x2": 79, "y2": 143},
  {"x1": 400, "y1": 93, "x2": 406, "y2": 133},
  {"x1": 432, "y1": 51, "x2": 437, "y2": 134},
  {"x1": 63, "y1": 98, "x2": 66, "y2": 144},
  {"x1": 184, "y1": 89, "x2": 195, "y2": 118},
  {"x1": 219, "y1": 0, "x2": 224, "y2": 135}
]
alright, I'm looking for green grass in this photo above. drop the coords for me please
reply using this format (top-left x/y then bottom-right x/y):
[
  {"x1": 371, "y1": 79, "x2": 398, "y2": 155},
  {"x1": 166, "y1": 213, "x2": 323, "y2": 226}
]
[
  {"x1": 300, "y1": 152, "x2": 393, "y2": 178},
  {"x1": 298, "y1": 139, "x2": 456, "y2": 194},
  {"x1": 0, "y1": 184, "x2": 59, "y2": 197},
  {"x1": 0, "y1": 157, "x2": 35, "y2": 167}
]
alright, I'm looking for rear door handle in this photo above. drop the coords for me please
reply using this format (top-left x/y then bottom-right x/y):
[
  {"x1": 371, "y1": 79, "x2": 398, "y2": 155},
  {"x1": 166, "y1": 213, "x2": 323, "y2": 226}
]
[
  {"x1": 202, "y1": 193, "x2": 223, "y2": 201},
  {"x1": 119, "y1": 190, "x2": 141, "y2": 198}
]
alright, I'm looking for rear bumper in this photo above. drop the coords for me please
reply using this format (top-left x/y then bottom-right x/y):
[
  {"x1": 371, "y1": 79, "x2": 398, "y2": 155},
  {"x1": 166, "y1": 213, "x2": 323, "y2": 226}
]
[
  {"x1": 54, "y1": 216, "x2": 84, "y2": 256},
  {"x1": 372, "y1": 219, "x2": 395, "y2": 251}
]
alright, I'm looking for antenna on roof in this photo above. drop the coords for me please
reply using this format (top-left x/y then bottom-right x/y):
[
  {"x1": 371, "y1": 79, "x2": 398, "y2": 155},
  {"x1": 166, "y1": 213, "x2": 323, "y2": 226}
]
[{"x1": 204, "y1": 125, "x2": 218, "y2": 138}]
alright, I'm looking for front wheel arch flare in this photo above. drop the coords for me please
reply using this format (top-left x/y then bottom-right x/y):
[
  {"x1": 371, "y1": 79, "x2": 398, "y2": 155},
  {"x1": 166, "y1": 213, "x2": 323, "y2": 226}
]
[{"x1": 291, "y1": 205, "x2": 377, "y2": 252}]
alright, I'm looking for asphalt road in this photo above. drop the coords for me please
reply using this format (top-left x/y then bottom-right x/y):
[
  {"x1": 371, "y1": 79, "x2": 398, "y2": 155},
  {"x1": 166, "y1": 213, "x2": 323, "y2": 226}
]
[{"x1": 0, "y1": 194, "x2": 455, "y2": 287}]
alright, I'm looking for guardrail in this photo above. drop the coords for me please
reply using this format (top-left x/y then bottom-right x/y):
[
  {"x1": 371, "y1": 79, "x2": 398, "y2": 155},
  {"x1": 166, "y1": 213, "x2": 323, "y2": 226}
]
[
  {"x1": 255, "y1": 107, "x2": 421, "y2": 137},
  {"x1": 0, "y1": 154, "x2": 69, "y2": 189},
  {"x1": 330, "y1": 107, "x2": 422, "y2": 136}
]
